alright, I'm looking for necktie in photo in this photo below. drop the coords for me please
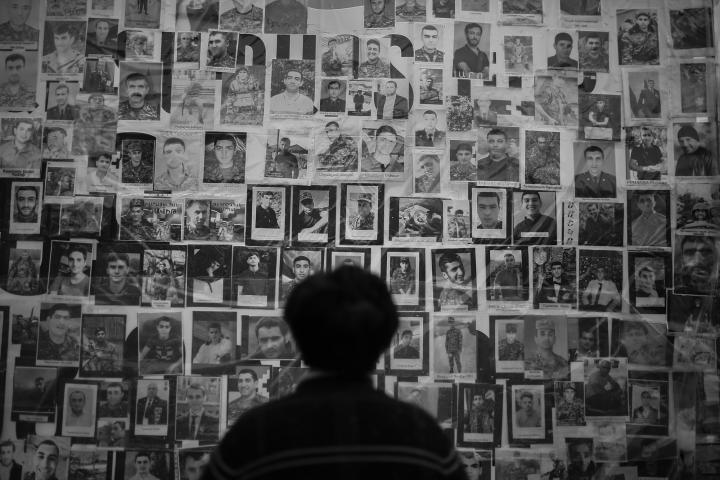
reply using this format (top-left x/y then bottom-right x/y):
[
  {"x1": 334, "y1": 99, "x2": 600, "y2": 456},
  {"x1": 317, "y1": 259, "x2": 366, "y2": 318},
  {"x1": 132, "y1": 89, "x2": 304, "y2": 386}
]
[{"x1": 594, "y1": 281, "x2": 603, "y2": 306}]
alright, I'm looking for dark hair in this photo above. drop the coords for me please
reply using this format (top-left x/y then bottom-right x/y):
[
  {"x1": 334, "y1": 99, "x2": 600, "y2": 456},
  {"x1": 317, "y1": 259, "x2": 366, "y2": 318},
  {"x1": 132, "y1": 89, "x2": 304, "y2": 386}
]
[
  {"x1": 293, "y1": 255, "x2": 311, "y2": 267},
  {"x1": 105, "y1": 252, "x2": 130, "y2": 267},
  {"x1": 15, "y1": 185, "x2": 38, "y2": 199},
  {"x1": 0, "y1": 441, "x2": 15, "y2": 452},
  {"x1": 366, "y1": 38, "x2": 381, "y2": 49},
  {"x1": 385, "y1": 80, "x2": 397, "y2": 88},
  {"x1": 45, "y1": 126, "x2": 67, "y2": 137},
  {"x1": 623, "y1": 321, "x2": 648, "y2": 335},
  {"x1": 53, "y1": 23, "x2": 76, "y2": 38},
  {"x1": 455, "y1": 142, "x2": 473, "y2": 154},
  {"x1": 5, "y1": 53, "x2": 25, "y2": 67},
  {"x1": 163, "y1": 137, "x2": 185, "y2": 151},
  {"x1": 67, "y1": 245, "x2": 87, "y2": 260},
  {"x1": 54, "y1": 84, "x2": 69, "y2": 95},
  {"x1": 155, "y1": 316, "x2": 173, "y2": 328},
  {"x1": 237, "y1": 368, "x2": 258, "y2": 382},
  {"x1": 112, "y1": 420, "x2": 126, "y2": 429},
  {"x1": 438, "y1": 252, "x2": 463, "y2": 272},
  {"x1": 464, "y1": 23, "x2": 483, "y2": 36},
  {"x1": 520, "y1": 392, "x2": 533, "y2": 401},
  {"x1": 135, "y1": 452, "x2": 151, "y2": 462},
  {"x1": 327, "y1": 80, "x2": 341, "y2": 89},
  {"x1": 423, "y1": 109, "x2": 437, "y2": 117},
  {"x1": 325, "y1": 121, "x2": 339, "y2": 129},
  {"x1": 47, "y1": 303, "x2": 71, "y2": 318},
  {"x1": 487, "y1": 128, "x2": 507, "y2": 139},
  {"x1": 212, "y1": 134, "x2": 235, "y2": 146},
  {"x1": 521, "y1": 191, "x2": 541, "y2": 202},
  {"x1": 554, "y1": 32, "x2": 573, "y2": 45},
  {"x1": 550, "y1": 261, "x2": 563, "y2": 268},
  {"x1": 375, "y1": 124, "x2": 397, "y2": 138},
  {"x1": 255, "y1": 317, "x2": 289, "y2": 338},
  {"x1": 37, "y1": 440, "x2": 59, "y2": 457},
  {"x1": 209, "y1": 322, "x2": 222, "y2": 331},
  {"x1": 106, "y1": 382, "x2": 124, "y2": 393},
  {"x1": 284, "y1": 266, "x2": 398, "y2": 375},
  {"x1": 583, "y1": 145, "x2": 605, "y2": 159},
  {"x1": 401, "y1": 329, "x2": 413, "y2": 337},
  {"x1": 421, "y1": 24, "x2": 438, "y2": 35},
  {"x1": 476, "y1": 191, "x2": 500, "y2": 204},
  {"x1": 209, "y1": 30, "x2": 229, "y2": 40},
  {"x1": 124, "y1": 72, "x2": 149, "y2": 86},
  {"x1": 97, "y1": 152, "x2": 112, "y2": 161}
]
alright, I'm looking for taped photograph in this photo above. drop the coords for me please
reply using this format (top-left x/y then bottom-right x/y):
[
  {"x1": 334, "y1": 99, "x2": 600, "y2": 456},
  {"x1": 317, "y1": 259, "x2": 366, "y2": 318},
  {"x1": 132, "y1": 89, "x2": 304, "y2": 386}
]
[
  {"x1": 246, "y1": 185, "x2": 289, "y2": 245},
  {"x1": 91, "y1": 244, "x2": 142, "y2": 306},
  {"x1": 432, "y1": 314, "x2": 476, "y2": 378},
  {"x1": 509, "y1": 384, "x2": 545, "y2": 440},
  {"x1": 278, "y1": 247, "x2": 324, "y2": 305},
  {"x1": 37, "y1": 302, "x2": 81, "y2": 367},
  {"x1": 138, "y1": 312, "x2": 183, "y2": 375},
  {"x1": 457, "y1": 384, "x2": 502, "y2": 446},
  {"x1": 486, "y1": 247, "x2": 528, "y2": 303},
  {"x1": 431, "y1": 248, "x2": 477, "y2": 312},
  {"x1": 240, "y1": 315, "x2": 296, "y2": 361},
  {"x1": 61, "y1": 382, "x2": 97, "y2": 437},
  {"x1": 141, "y1": 247, "x2": 186, "y2": 307},
  {"x1": 387, "y1": 312, "x2": 429, "y2": 376},
  {"x1": 9, "y1": 182, "x2": 42, "y2": 234},
  {"x1": 578, "y1": 248, "x2": 622, "y2": 312},
  {"x1": 444, "y1": 199, "x2": 471, "y2": 242},
  {"x1": 232, "y1": 246, "x2": 277, "y2": 309},
  {"x1": 532, "y1": 246, "x2": 577, "y2": 309},
  {"x1": 134, "y1": 379, "x2": 169, "y2": 436},
  {"x1": 47, "y1": 241, "x2": 93, "y2": 299},
  {"x1": 188, "y1": 245, "x2": 232, "y2": 306},
  {"x1": 80, "y1": 314, "x2": 124, "y2": 377},
  {"x1": 340, "y1": 183, "x2": 383, "y2": 244},
  {"x1": 291, "y1": 186, "x2": 335, "y2": 245},
  {"x1": 390, "y1": 197, "x2": 443, "y2": 242},
  {"x1": 584, "y1": 358, "x2": 628, "y2": 418},
  {"x1": 119, "y1": 196, "x2": 183, "y2": 242},
  {"x1": 512, "y1": 190, "x2": 558, "y2": 245},
  {"x1": 175, "y1": 376, "x2": 221, "y2": 442},
  {"x1": 383, "y1": 248, "x2": 423, "y2": 309},
  {"x1": 191, "y1": 311, "x2": 236, "y2": 372},
  {"x1": 220, "y1": 65, "x2": 266, "y2": 126},
  {"x1": 12, "y1": 365, "x2": 57, "y2": 422}
]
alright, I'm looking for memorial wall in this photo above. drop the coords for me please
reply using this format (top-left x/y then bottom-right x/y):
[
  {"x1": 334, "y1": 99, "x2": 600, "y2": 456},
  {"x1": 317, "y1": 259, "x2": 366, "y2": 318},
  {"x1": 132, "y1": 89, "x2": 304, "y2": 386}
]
[{"x1": 0, "y1": 0, "x2": 718, "y2": 479}]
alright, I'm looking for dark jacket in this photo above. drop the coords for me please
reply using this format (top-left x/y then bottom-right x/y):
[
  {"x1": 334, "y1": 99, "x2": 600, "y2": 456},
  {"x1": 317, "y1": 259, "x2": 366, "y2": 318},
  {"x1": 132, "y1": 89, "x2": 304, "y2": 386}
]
[
  {"x1": 375, "y1": 94, "x2": 409, "y2": 119},
  {"x1": 204, "y1": 375, "x2": 466, "y2": 480}
]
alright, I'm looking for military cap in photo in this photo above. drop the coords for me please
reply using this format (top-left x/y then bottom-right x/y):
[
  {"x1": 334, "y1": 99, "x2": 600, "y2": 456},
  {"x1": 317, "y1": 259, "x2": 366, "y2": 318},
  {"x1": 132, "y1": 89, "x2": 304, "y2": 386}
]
[
  {"x1": 127, "y1": 141, "x2": 142, "y2": 151},
  {"x1": 357, "y1": 193, "x2": 373, "y2": 204},
  {"x1": 129, "y1": 198, "x2": 145, "y2": 208},
  {"x1": 300, "y1": 191, "x2": 314, "y2": 203},
  {"x1": 677, "y1": 125, "x2": 699, "y2": 141},
  {"x1": 505, "y1": 323, "x2": 517, "y2": 333},
  {"x1": 535, "y1": 318, "x2": 556, "y2": 331},
  {"x1": 598, "y1": 359, "x2": 612, "y2": 369},
  {"x1": 400, "y1": 256, "x2": 410, "y2": 263}
]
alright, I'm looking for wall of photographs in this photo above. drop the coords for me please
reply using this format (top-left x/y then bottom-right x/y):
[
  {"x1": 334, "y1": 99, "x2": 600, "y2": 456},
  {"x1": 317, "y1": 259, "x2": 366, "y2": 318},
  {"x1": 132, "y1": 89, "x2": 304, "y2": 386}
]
[{"x1": 0, "y1": 0, "x2": 718, "y2": 479}]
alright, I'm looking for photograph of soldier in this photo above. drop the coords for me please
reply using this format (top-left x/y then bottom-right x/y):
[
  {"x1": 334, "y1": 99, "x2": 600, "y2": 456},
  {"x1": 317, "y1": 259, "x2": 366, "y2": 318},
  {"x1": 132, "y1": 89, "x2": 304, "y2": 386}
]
[
  {"x1": 37, "y1": 302, "x2": 81, "y2": 366},
  {"x1": 396, "y1": 382, "x2": 453, "y2": 429},
  {"x1": 5, "y1": 247, "x2": 42, "y2": 295},
  {"x1": 534, "y1": 72, "x2": 578, "y2": 127},
  {"x1": 264, "y1": 0, "x2": 307, "y2": 34},
  {"x1": 80, "y1": 316, "x2": 123, "y2": 376},
  {"x1": 579, "y1": 94, "x2": 621, "y2": 141},
  {"x1": 358, "y1": 38, "x2": 390, "y2": 78},
  {"x1": 0, "y1": 117, "x2": 42, "y2": 176},
  {"x1": 383, "y1": 251, "x2": 420, "y2": 307},
  {"x1": 118, "y1": 66, "x2": 161, "y2": 121},
  {"x1": 154, "y1": 135, "x2": 202, "y2": 192},
  {"x1": 348, "y1": 81, "x2": 372, "y2": 116},
  {"x1": 511, "y1": 386, "x2": 544, "y2": 437},
  {"x1": 219, "y1": 0, "x2": 263, "y2": 32},
  {"x1": 45, "y1": 82, "x2": 79, "y2": 121},
  {"x1": 453, "y1": 22, "x2": 490, "y2": 78},
  {"x1": 487, "y1": 249, "x2": 527, "y2": 302},
  {"x1": 135, "y1": 380, "x2": 169, "y2": 433},
  {"x1": 279, "y1": 249, "x2": 323, "y2": 303},
  {"x1": 415, "y1": 24, "x2": 444, "y2": 62},
  {"x1": 243, "y1": 316, "x2": 296, "y2": 360},
  {"x1": 555, "y1": 382, "x2": 585, "y2": 426},
  {"x1": 120, "y1": 138, "x2": 154, "y2": 184},
  {"x1": 175, "y1": 379, "x2": 220, "y2": 442},
  {"x1": 319, "y1": 80, "x2": 346, "y2": 113},
  {"x1": 625, "y1": 126, "x2": 666, "y2": 182},
  {"x1": 437, "y1": 317, "x2": 474, "y2": 378},
  {"x1": 184, "y1": 200, "x2": 213, "y2": 241},
  {"x1": 629, "y1": 386, "x2": 662, "y2": 426},
  {"x1": 342, "y1": 185, "x2": 381, "y2": 243},
  {"x1": 41, "y1": 21, "x2": 86, "y2": 75},
  {"x1": 628, "y1": 190, "x2": 670, "y2": 247},
  {"x1": 83, "y1": 57, "x2": 115, "y2": 94},
  {"x1": 138, "y1": 313, "x2": 183, "y2": 375},
  {"x1": 627, "y1": 73, "x2": 661, "y2": 120},
  {"x1": 204, "y1": 30, "x2": 237, "y2": 70},
  {"x1": 0, "y1": 52, "x2": 37, "y2": 111},
  {"x1": 389, "y1": 315, "x2": 427, "y2": 374},
  {"x1": 674, "y1": 123, "x2": 719, "y2": 176},
  {"x1": 512, "y1": 191, "x2": 558, "y2": 245},
  {"x1": 669, "y1": 7, "x2": 713, "y2": 50},
  {"x1": 396, "y1": 0, "x2": 425, "y2": 22},
  {"x1": 176, "y1": 32, "x2": 200, "y2": 63},
  {"x1": 320, "y1": 37, "x2": 353, "y2": 77},
  {"x1": 470, "y1": 188, "x2": 507, "y2": 242},
  {"x1": 203, "y1": 132, "x2": 246, "y2": 184},
  {"x1": 61, "y1": 384, "x2": 97, "y2": 437},
  {"x1": 292, "y1": 188, "x2": 332, "y2": 244},
  {"x1": 579, "y1": 250, "x2": 623, "y2": 312},
  {"x1": 374, "y1": 79, "x2": 409, "y2": 120},
  {"x1": 86, "y1": 152, "x2": 119, "y2": 191},
  {"x1": 191, "y1": 312, "x2": 235, "y2": 369},
  {"x1": 674, "y1": 234, "x2": 720, "y2": 295},
  {"x1": 220, "y1": 65, "x2": 265, "y2": 126},
  {"x1": 47, "y1": 242, "x2": 91, "y2": 299},
  {"x1": 523, "y1": 317, "x2": 569, "y2": 380},
  {"x1": 617, "y1": 9, "x2": 660, "y2": 65},
  {"x1": 97, "y1": 381, "x2": 129, "y2": 418},
  {"x1": 268, "y1": 60, "x2": 315, "y2": 116},
  {"x1": 476, "y1": 127, "x2": 520, "y2": 184},
  {"x1": 578, "y1": 31, "x2": 609, "y2": 72},
  {"x1": 315, "y1": 121, "x2": 358, "y2": 175},
  {"x1": 584, "y1": 358, "x2": 627, "y2": 417},
  {"x1": 431, "y1": 250, "x2": 476, "y2": 311},
  {"x1": 189, "y1": 245, "x2": 231, "y2": 306},
  {"x1": 446, "y1": 142, "x2": 475, "y2": 182},
  {"x1": 546, "y1": 31, "x2": 577, "y2": 69},
  {"x1": 497, "y1": 322, "x2": 524, "y2": 362},
  {"x1": 123, "y1": 451, "x2": 172, "y2": 480},
  {"x1": 413, "y1": 153, "x2": 441, "y2": 194},
  {"x1": 365, "y1": 0, "x2": 394, "y2": 28},
  {"x1": 0, "y1": 0, "x2": 39, "y2": 48},
  {"x1": 578, "y1": 202, "x2": 623, "y2": 247},
  {"x1": 573, "y1": 143, "x2": 617, "y2": 199},
  {"x1": 12, "y1": 366, "x2": 57, "y2": 422},
  {"x1": 611, "y1": 319, "x2": 669, "y2": 367},
  {"x1": 458, "y1": 385, "x2": 501, "y2": 445},
  {"x1": 629, "y1": 253, "x2": 669, "y2": 311},
  {"x1": 533, "y1": 253, "x2": 576, "y2": 309},
  {"x1": 524, "y1": 131, "x2": 560, "y2": 186},
  {"x1": 566, "y1": 438, "x2": 595, "y2": 480},
  {"x1": 432, "y1": 0, "x2": 454, "y2": 18},
  {"x1": 444, "y1": 201, "x2": 470, "y2": 240},
  {"x1": 232, "y1": 247, "x2": 276, "y2": 309},
  {"x1": 85, "y1": 18, "x2": 117, "y2": 57},
  {"x1": 503, "y1": 35, "x2": 533, "y2": 75},
  {"x1": 418, "y1": 69, "x2": 442, "y2": 105},
  {"x1": 227, "y1": 367, "x2": 270, "y2": 425},
  {"x1": 141, "y1": 248, "x2": 186, "y2": 307},
  {"x1": 414, "y1": 110, "x2": 446, "y2": 148},
  {"x1": 119, "y1": 199, "x2": 156, "y2": 242},
  {"x1": 361, "y1": 122, "x2": 406, "y2": 175}
]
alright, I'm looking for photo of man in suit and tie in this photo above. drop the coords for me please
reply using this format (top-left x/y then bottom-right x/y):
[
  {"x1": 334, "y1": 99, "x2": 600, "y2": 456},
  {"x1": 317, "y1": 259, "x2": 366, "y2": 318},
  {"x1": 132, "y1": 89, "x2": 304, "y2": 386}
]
[{"x1": 175, "y1": 382, "x2": 219, "y2": 442}]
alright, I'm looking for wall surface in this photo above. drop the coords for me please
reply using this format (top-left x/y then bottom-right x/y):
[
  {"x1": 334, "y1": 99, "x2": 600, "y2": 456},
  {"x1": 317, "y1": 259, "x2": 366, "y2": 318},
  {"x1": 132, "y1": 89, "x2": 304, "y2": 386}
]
[{"x1": 0, "y1": 0, "x2": 718, "y2": 479}]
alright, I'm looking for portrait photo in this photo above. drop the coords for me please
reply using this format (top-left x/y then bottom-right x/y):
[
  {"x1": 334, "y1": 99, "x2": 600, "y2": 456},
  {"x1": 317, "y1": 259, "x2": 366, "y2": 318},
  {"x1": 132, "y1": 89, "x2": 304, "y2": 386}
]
[
  {"x1": 291, "y1": 186, "x2": 335, "y2": 245},
  {"x1": 383, "y1": 248, "x2": 423, "y2": 309},
  {"x1": 118, "y1": 61, "x2": 162, "y2": 122},
  {"x1": 47, "y1": 241, "x2": 93, "y2": 299},
  {"x1": 20, "y1": 437, "x2": 70, "y2": 480},
  {"x1": 419, "y1": 68, "x2": 443, "y2": 105},
  {"x1": 269, "y1": 59, "x2": 315, "y2": 116},
  {"x1": 240, "y1": 315, "x2": 296, "y2": 361},
  {"x1": 624, "y1": 69, "x2": 663, "y2": 121},
  {"x1": 12, "y1": 365, "x2": 57, "y2": 422},
  {"x1": 486, "y1": 247, "x2": 528, "y2": 303},
  {"x1": 0, "y1": 0, "x2": 40, "y2": 49},
  {"x1": 568, "y1": 317, "x2": 609, "y2": 361},
  {"x1": 592, "y1": 421, "x2": 627, "y2": 462},
  {"x1": 673, "y1": 122, "x2": 719, "y2": 177},
  {"x1": 577, "y1": 201, "x2": 624, "y2": 247},
  {"x1": 45, "y1": 80, "x2": 80, "y2": 120},
  {"x1": 219, "y1": 0, "x2": 264, "y2": 32},
  {"x1": 264, "y1": 129, "x2": 310, "y2": 180},
  {"x1": 320, "y1": 35, "x2": 354, "y2": 77},
  {"x1": 512, "y1": 190, "x2": 558, "y2": 245},
  {"x1": 413, "y1": 108, "x2": 447, "y2": 148},
  {"x1": 264, "y1": 0, "x2": 307, "y2": 34},
  {"x1": 41, "y1": 21, "x2": 87, "y2": 75},
  {"x1": 510, "y1": 384, "x2": 545, "y2": 440},
  {"x1": 124, "y1": 0, "x2": 161, "y2": 28},
  {"x1": 188, "y1": 245, "x2": 232, "y2": 306},
  {"x1": 191, "y1": 311, "x2": 237, "y2": 372},
  {"x1": 80, "y1": 314, "x2": 125, "y2": 377},
  {"x1": 0, "y1": 50, "x2": 38, "y2": 111},
  {"x1": 153, "y1": 132, "x2": 203, "y2": 192},
  {"x1": 492, "y1": 316, "x2": 525, "y2": 373},
  {"x1": 9, "y1": 182, "x2": 42, "y2": 235},
  {"x1": 396, "y1": 0, "x2": 426, "y2": 22},
  {"x1": 669, "y1": 7, "x2": 713, "y2": 51},
  {"x1": 457, "y1": 384, "x2": 502, "y2": 446},
  {"x1": 123, "y1": 451, "x2": 172, "y2": 480},
  {"x1": 579, "y1": 93, "x2": 621, "y2": 141},
  {"x1": 584, "y1": 358, "x2": 628, "y2": 417},
  {"x1": 390, "y1": 197, "x2": 443, "y2": 242},
  {"x1": 175, "y1": 376, "x2": 221, "y2": 442},
  {"x1": 247, "y1": 185, "x2": 289, "y2": 245},
  {"x1": 141, "y1": 247, "x2": 186, "y2": 307},
  {"x1": 524, "y1": 130, "x2": 560, "y2": 187},
  {"x1": 0, "y1": 117, "x2": 43, "y2": 177},
  {"x1": 169, "y1": 76, "x2": 215, "y2": 130},
  {"x1": 396, "y1": 382, "x2": 453, "y2": 432},
  {"x1": 202, "y1": 30, "x2": 238, "y2": 72},
  {"x1": 85, "y1": 152, "x2": 120, "y2": 192},
  {"x1": 119, "y1": 135, "x2": 155, "y2": 185},
  {"x1": 44, "y1": 162, "x2": 78, "y2": 199},
  {"x1": 327, "y1": 248, "x2": 371, "y2": 270},
  {"x1": 232, "y1": 246, "x2": 278, "y2": 309},
  {"x1": 314, "y1": 120, "x2": 359, "y2": 178},
  {"x1": 554, "y1": 382, "x2": 585, "y2": 427},
  {"x1": 452, "y1": 21, "x2": 491, "y2": 79},
  {"x1": 471, "y1": 187, "x2": 508, "y2": 242},
  {"x1": 476, "y1": 126, "x2": 520, "y2": 185},
  {"x1": 220, "y1": 65, "x2": 266, "y2": 126},
  {"x1": 626, "y1": 436, "x2": 677, "y2": 477},
  {"x1": 532, "y1": 247, "x2": 577, "y2": 309},
  {"x1": 668, "y1": 293, "x2": 720, "y2": 334},
  {"x1": 412, "y1": 152, "x2": 442, "y2": 195},
  {"x1": 431, "y1": 248, "x2": 477, "y2": 312},
  {"x1": 432, "y1": 315, "x2": 476, "y2": 378},
  {"x1": 523, "y1": 316, "x2": 569, "y2": 380},
  {"x1": 278, "y1": 248, "x2": 324, "y2": 305},
  {"x1": 627, "y1": 381, "x2": 668, "y2": 435},
  {"x1": 414, "y1": 24, "x2": 445, "y2": 63},
  {"x1": 625, "y1": 126, "x2": 668, "y2": 183},
  {"x1": 318, "y1": 79, "x2": 347, "y2": 114},
  {"x1": 611, "y1": 319, "x2": 670, "y2": 368},
  {"x1": 35, "y1": 303, "x2": 81, "y2": 368},
  {"x1": 617, "y1": 9, "x2": 660, "y2": 65},
  {"x1": 83, "y1": 57, "x2": 116, "y2": 94},
  {"x1": 58, "y1": 196, "x2": 104, "y2": 237},
  {"x1": 627, "y1": 190, "x2": 670, "y2": 247},
  {"x1": 134, "y1": 379, "x2": 170, "y2": 436},
  {"x1": 578, "y1": 249, "x2": 623, "y2": 312},
  {"x1": 4, "y1": 246, "x2": 43, "y2": 295},
  {"x1": 448, "y1": 140, "x2": 476, "y2": 182},
  {"x1": 340, "y1": 183, "x2": 383, "y2": 244},
  {"x1": 347, "y1": 80, "x2": 373, "y2": 116},
  {"x1": 85, "y1": 18, "x2": 118, "y2": 57},
  {"x1": 677, "y1": 62, "x2": 712, "y2": 115},
  {"x1": 578, "y1": 31, "x2": 610, "y2": 73},
  {"x1": 61, "y1": 382, "x2": 97, "y2": 437},
  {"x1": 119, "y1": 196, "x2": 183, "y2": 243},
  {"x1": 137, "y1": 312, "x2": 184, "y2": 375},
  {"x1": 364, "y1": 0, "x2": 395, "y2": 28},
  {"x1": 628, "y1": 252, "x2": 670, "y2": 313},
  {"x1": 534, "y1": 72, "x2": 578, "y2": 127},
  {"x1": 444, "y1": 199, "x2": 471, "y2": 242},
  {"x1": 360, "y1": 120, "x2": 406, "y2": 179},
  {"x1": 125, "y1": 30, "x2": 156, "y2": 61},
  {"x1": 573, "y1": 141, "x2": 617, "y2": 199},
  {"x1": 387, "y1": 312, "x2": 429, "y2": 375},
  {"x1": 91, "y1": 244, "x2": 142, "y2": 306},
  {"x1": 503, "y1": 35, "x2": 533, "y2": 75},
  {"x1": 227, "y1": 366, "x2": 271, "y2": 426},
  {"x1": 175, "y1": 32, "x2": 200, "y2": 63}
]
